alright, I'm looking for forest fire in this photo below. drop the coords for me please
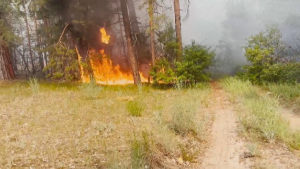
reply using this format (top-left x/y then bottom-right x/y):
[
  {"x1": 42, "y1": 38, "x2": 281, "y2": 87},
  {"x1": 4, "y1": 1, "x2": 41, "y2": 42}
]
[{"x1": 77, "y1": 28, "x2": 149, "y2": 85}]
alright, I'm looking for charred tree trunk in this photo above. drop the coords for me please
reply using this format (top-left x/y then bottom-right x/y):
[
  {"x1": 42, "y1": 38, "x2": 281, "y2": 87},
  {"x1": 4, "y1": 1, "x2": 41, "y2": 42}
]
[
  {"x1": 174, "y1": 0, "x2": 182, "y2": 61},
  {"x1": 127, "y1": 0, "x2": 140, "y2": 34},
  {"x1": 0, "y1": 45, "x2": 15, "y2": 80},
  {"x1": 148, "y1": 0, "x2": 156, "y2": 67},
  {"x1": 117, "y1": 1, "x2": 127, "y2": 58},
  {"x1": 120, "y1": 0, "x2": 141, "y2": 85}
]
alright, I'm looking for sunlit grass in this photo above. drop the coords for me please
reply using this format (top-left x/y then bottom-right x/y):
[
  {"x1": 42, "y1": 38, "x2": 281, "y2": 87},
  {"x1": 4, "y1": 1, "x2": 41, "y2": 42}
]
[
  {"x1": 221, "y1": 77, "x2": 300, "y2": 150},
  {"x1": 0, "y1": 80, "x2": 212, "y2": 168}
]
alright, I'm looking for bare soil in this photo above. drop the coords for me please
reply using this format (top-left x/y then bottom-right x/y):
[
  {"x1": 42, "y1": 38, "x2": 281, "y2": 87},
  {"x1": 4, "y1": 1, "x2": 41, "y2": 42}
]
[
  {"x1": 280, "y1": 107, "x2": 300, "y2": 132},
  {"x1": 201, "y1": 83, "x2": 252, "y2": 169}
]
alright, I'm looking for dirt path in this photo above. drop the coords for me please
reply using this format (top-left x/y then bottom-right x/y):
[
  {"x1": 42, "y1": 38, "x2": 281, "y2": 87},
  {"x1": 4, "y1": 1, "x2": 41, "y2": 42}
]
[
  {"x1": 201, "y1": 83, "x2": 252, "y2": 169},
  {"x1": 280, "y1": 108, "x2": 300, "y2": 132}
]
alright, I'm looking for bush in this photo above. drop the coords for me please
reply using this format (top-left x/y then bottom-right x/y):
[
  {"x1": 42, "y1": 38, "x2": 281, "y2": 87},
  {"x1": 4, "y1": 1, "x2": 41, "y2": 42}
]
[
  {"x1": 176, "y1": 41, "x2": 215, "y2": 83},
  {"x1": 243, "y1": 27, "x2": 300, "y2": 83},
  {"x1": 127, "y1": 99, "x2": 145, "y2": 117},
  {"x1": 260, "y1": 63, "x2": 300, "y2": 83},
  {"x1": 150, "y1": 41, "x2": 215, "y2": 86},
  {"x1": 150, "y1": 58, "x2": 176, "y2": 85}
]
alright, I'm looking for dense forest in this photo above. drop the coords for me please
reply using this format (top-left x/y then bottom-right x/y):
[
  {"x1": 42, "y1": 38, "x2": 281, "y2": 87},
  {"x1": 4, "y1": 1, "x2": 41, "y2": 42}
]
[
  {"x1": 0, "y1": 0, "x2": 190, "y2": 85},
  {"x1": 1, "y1": 0, "x2": 300, "y2": 85}
]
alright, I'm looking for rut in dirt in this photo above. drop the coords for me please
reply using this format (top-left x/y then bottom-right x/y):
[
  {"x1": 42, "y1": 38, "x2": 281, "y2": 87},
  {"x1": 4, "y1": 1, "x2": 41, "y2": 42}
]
[{"x1": 201, "y1": 83, "x2": 251, "y2": 169}]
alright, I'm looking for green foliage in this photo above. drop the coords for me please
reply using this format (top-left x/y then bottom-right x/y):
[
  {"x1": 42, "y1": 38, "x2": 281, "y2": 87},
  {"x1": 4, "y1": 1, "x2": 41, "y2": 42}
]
[
  {"x1": 176, "y1": 41, "x2": 215, "y2": 83},
  {"x1": 150, "y1": 58, "x2": 175, "y2": 85},
  {"x1": 260, "y1": 63, "x2": 300, "y2": 83},
  {"x1": 127, "y1": 99, "x2": 145, "y2": 117},
  {"x1": 43, "y1": 45, "x2": 80, "y2": 81},
  {"x1": 156, "y1": 23, "x2": 178, "y2": 62},
  {"x1": 151, "y1": 40, "x2": 215, "y2": 86},
  {"x1": 243, "y1": 27, "x2": 300, "y2": 83}
]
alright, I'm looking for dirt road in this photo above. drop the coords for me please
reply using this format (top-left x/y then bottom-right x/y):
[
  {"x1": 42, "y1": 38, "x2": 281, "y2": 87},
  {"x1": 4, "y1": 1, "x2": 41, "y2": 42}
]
[
  {"x1": 199, "y1": 83, "x2": 300, "y2": 169},
  {"x1": 201, "y1": 83, "x2": 252, "y2": 169}
]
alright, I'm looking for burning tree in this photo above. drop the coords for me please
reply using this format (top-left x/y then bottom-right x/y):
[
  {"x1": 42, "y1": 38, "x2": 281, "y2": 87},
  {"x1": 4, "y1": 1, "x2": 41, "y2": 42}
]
[{"x1": 40, "y1": 0, "x2": 149, "y2": 85}]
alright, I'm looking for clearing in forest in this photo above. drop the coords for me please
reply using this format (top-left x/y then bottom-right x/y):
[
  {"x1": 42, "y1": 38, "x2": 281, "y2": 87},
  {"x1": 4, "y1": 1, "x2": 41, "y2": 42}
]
[{"x1": 1, "y1": 79, "x2": 300, "y2": 168}]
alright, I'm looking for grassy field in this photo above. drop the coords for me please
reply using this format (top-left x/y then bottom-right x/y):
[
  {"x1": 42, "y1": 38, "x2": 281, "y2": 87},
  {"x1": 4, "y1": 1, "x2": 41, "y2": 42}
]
[
  {"x1": 221, "y1": 77, "x2": 300, "y2": 150},
  {"x1": 0, "y1": 80, "x2": 212, "y2": 168}
]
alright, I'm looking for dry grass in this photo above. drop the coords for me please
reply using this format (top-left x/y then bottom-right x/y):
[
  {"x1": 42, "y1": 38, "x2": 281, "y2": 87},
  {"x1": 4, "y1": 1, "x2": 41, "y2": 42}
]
[
  {"x1": 264, "y1": 83, "x2": 300, "y2": 114},
  {"x1": 221, "y1": 77, "x2": 300, "y2": 150},
  {"x1": 0, "y1": 80, "x2": 212, "y2": 168}
]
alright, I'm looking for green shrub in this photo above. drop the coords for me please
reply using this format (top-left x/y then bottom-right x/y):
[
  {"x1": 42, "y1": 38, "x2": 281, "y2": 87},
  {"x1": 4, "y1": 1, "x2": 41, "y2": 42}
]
[
  {"x1": 176, "y1": 41, "x2": 215, "y2": 84},
  {"x1": 127, "y1": 99, "x2": 145, "y2": 117},
  {"x1": 150, "y1": 58, "x2": 175, "y2": 85},
  {"x1": 243, "y1": 27, "x2": 300, "y2": 84},
  {"x1": 150, "y1": 40, "x2": 215, "y2": 86},
  {"x1": 260, "y1": 63, "x2": 300, "y2": 83},
  {"x1": 43, "y1": 45, "x2": 80, "y2": 81}
]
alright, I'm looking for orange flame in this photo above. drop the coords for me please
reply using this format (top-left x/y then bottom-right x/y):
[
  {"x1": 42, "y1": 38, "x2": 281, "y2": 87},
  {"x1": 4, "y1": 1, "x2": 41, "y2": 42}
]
[
  {"x1": 75, "y1": 46, "x2": 90, "y2": 83},
  {"x1": 100, "y1": 28, "x2": 110, "y2": 44},
  {"x1": 77, "y1": 28, "x2": 149, "y2": 85}
]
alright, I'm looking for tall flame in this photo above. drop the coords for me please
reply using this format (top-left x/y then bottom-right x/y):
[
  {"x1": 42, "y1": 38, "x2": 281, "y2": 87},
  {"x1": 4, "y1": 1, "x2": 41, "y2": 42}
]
[
  {"x1": 100, "y1": 28, "x2": 110, "y2": 44},
  {"x1": 76, "y1": 28, "x2": 149, "y2": 85}
]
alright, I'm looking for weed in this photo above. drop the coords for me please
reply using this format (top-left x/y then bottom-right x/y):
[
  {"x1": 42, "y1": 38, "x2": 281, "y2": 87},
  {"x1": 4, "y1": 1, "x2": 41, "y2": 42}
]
[
  {"x1": 180, "y1": 143, "x2": 199, "y2": 162},
  {"x1": 246, "y1": 142, "x2": 260, "y2": 157},
  {"x1": 131, "y1": 131, "x2": 163, "y2": 169},
  {"x1": 28, "y1": 78, "x2": 40, "y2": 93},
  {"x1": 127, "y1": 99, "x2": 145, "y2": 117},
  {"x1": 79, "y1": 80, "x2": 102, "y2": 99}
]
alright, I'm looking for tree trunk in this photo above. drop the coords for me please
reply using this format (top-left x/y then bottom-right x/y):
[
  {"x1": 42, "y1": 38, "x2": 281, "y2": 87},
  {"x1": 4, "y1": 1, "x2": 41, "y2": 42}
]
[
  {"x1": 0, "y1": 45, "x2": 15, "y2": 80},
  {"x1": 117, "y1": 1, "x2": 127, "y2": 57},
  {"x1": 127, "y1": 0, "x2": 140, "y2": 34},
  {"x1": 148, "y1": 0, "x2": 156, "y2": 67},
  {"x1": 120, "y1": 0, "x2": 141, "y2": 85},
  {"x1": 33, "y1": 11, "x2": 44, "y2": 74},
  {"x1": 23, "y1": 3, "x2": 35, "y2": 75},
  {"x1": 174, "y1": 0, "x2": 182, "y2": 61}
]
